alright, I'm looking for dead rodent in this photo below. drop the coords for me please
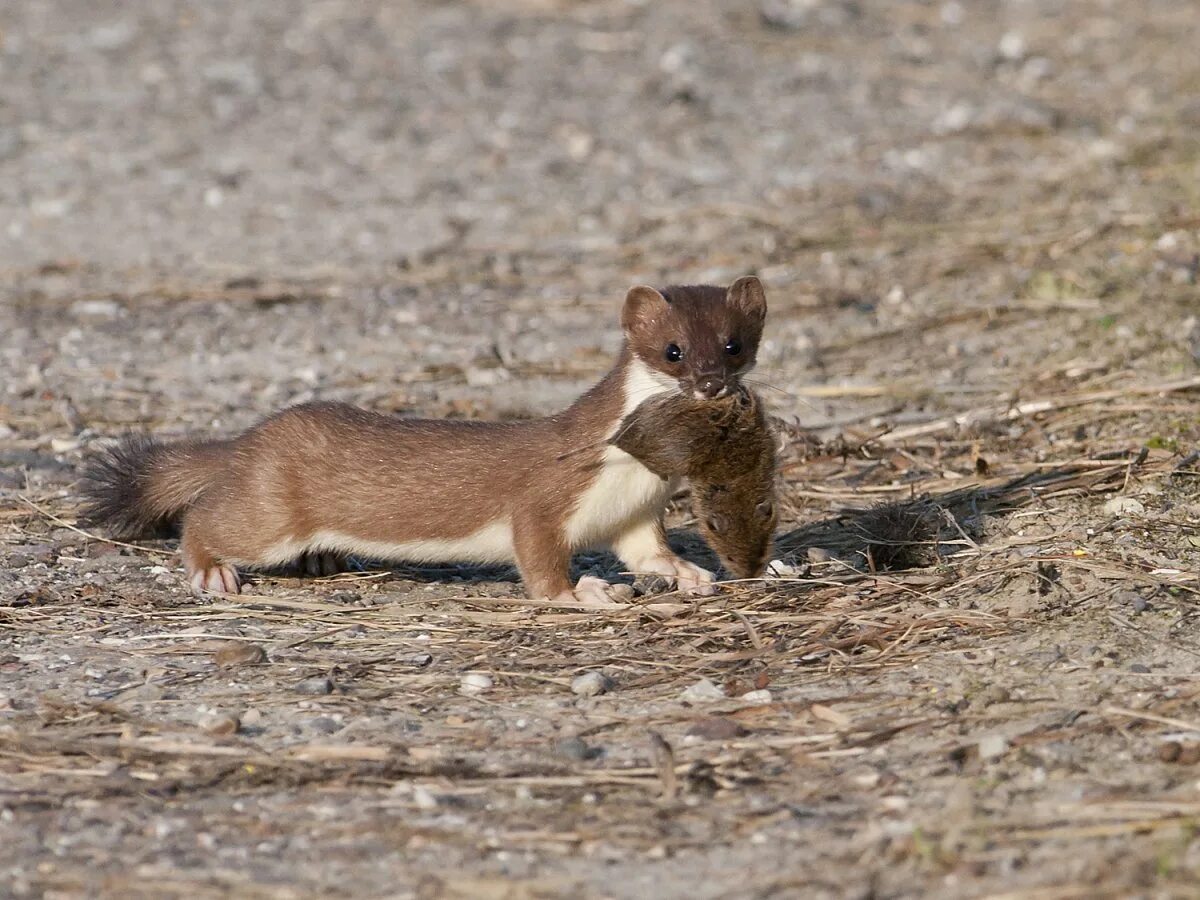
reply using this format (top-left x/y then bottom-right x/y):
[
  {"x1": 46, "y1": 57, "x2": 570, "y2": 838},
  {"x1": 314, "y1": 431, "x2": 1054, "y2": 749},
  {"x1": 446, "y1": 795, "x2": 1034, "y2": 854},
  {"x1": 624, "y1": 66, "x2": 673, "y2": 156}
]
[{"x1": 612, "y1": 387, "x2": 777, "y2": 579}]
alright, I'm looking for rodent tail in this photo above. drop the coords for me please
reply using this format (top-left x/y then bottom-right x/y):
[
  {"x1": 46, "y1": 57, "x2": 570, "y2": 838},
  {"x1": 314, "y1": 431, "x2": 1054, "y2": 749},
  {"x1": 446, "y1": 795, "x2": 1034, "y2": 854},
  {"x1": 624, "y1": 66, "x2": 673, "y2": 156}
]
[{"x1": 78, "y1": 434, "x2": 230, "y2": 539}]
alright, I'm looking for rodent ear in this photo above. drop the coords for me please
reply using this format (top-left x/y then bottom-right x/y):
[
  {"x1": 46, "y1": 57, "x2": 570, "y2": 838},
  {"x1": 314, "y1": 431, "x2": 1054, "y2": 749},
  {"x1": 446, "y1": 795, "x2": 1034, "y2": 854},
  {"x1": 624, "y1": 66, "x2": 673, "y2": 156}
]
[
  {"x1": 706, "y1": 514, "x2": 729, "y2": 534},
  {"x1": 727, "y1": 276, "x2": 767, "y2": 324},
  {"x1": 621, "y1": 285, "x2": 668, "y2": 333}
]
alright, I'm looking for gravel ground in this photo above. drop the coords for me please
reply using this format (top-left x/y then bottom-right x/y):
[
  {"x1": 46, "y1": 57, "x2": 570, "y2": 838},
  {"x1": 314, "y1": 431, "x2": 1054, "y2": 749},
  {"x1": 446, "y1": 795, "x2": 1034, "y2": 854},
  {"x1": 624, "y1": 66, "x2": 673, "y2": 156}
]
[{"x1": 4, "y1": 1, "x2": 1200, "y2": 897}]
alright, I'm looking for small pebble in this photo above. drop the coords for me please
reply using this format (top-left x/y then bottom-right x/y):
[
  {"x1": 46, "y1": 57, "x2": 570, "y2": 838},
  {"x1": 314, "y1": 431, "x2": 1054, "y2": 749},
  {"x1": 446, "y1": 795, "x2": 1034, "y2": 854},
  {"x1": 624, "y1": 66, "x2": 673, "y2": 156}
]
[
  {"x1": 1160, "y1": 741, "x2": 1182, "y2": 763},
  {"x1": 241, "y1": 708, "x2": 263, "y2": 726},
  {"x1": 556, "y1": 736, "x2": 603, "y2": 761},
  {"x1": 295, "y1": 676, "x2": 334, "y2": 695},
  {"x1": 203, "y1": 714, "x2": 240, "y2": 736},
  {"x1": 739, "y1": 689, "x2": 773, "y2": 705},
  {"x1": 806, "y1": 547, "x2": 834, "y2": 563},
  {"x1": 1103, "y1": 497, "x2": 1145, "y2": 517},
  {"x1": 1129, "y1": 663, "x2": 1151, "y2": 674},
  {"x1": 412, "y1": 786, "x2": 439, "y2": 810},
  {"x1": 686, "y1": 717, "x2": 747, "y2": 740},
  {"x1": 571, "y1": 671, "x2": 613, "y2": 698},
  {"x1": 980, "y1": 685, "x2": 1011, "y2": 706},
  {"x1": 459, "y1": 673, "x2": 493, "y2": 696},
  {"x1": 851, "y1": 769, "x2": 881, "y2": 789},
  {"x1": 307, "y1": 716, "x2": 341, "y2": 734},
  {"x1": 767, "y1": 559, "x2": 799, "y2": 577},
  {"x1": 978, "y1": 734, "x2": 1008, "y2": 760},
  {"x1": 679, "y1": 677, "x2": 727, "y2": 703},
  {"x1": 214, "y1": 641, "x2": 267, "y2": 668}
]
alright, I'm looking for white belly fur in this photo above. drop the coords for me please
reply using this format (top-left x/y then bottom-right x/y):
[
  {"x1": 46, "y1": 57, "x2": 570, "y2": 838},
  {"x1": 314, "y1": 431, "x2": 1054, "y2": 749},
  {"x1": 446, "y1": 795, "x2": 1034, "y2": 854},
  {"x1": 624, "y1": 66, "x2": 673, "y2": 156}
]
[
  {"x1": 256, "y1": 520, "x2": 515, "y2": 567},
  {"x1": 565, "y1": 358, "x2": 677, "y2": 549}
]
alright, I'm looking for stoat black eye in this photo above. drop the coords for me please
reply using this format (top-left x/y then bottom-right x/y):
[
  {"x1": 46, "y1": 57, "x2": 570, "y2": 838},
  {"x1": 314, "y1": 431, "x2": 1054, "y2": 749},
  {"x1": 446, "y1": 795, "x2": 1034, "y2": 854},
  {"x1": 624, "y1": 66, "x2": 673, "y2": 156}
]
[
  {"x1": 664, "y1": 343, "x2": 683, "y2": 363},
  {"x1": 725, "y1": 338, "x2": 742, "y2": 356}
]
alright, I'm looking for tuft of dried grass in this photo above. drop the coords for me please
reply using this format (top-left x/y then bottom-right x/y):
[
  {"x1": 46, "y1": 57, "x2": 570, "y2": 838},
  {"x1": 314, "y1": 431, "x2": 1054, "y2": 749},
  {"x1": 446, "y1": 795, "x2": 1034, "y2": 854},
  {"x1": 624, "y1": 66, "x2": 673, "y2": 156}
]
[{"x1": 848, "y1": 499, "x2": 943, "y2": 571}]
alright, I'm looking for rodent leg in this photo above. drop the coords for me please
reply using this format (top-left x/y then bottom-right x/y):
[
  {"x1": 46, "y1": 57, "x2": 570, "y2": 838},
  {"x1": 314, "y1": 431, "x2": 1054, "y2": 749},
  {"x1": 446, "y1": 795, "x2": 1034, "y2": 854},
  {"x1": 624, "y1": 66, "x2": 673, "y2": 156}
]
[{"x1": 612, "y1": 518, "x2": 716, "y2": 596}]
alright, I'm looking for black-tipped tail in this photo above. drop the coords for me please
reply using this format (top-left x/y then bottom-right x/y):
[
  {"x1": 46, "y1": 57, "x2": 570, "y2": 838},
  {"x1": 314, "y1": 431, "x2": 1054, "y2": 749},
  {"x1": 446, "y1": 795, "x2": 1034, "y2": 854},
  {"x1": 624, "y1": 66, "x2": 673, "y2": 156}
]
[
  {"x1": 79, "y1": 434, "x2": 227, "y2": 539},
  {"x1": 79, "y1": 435, "x2": 173, "y2": 538}
]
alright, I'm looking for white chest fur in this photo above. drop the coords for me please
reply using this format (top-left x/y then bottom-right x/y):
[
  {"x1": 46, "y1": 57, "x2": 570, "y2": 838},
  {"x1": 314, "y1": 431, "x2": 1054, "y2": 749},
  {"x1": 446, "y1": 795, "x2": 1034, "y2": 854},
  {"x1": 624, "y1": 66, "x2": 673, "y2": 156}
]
[{"x1": 565, "y1": 359, "x2": 677, "y2": 549}]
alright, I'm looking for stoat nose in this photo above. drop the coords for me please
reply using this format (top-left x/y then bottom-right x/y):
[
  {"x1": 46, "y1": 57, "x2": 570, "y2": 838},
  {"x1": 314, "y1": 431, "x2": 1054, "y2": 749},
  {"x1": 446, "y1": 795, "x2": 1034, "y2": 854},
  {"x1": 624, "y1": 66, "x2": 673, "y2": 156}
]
[{"x1": 695, "y1": 376, "x2": 726, "y2": 399}]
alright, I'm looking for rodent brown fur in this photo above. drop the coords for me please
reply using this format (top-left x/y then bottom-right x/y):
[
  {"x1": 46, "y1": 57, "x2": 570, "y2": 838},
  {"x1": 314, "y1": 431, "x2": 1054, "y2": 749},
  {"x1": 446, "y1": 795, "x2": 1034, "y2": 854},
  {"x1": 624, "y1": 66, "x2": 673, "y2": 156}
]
[{"x1": 611, "y1": 386, "x2": 777, "y2": 579}]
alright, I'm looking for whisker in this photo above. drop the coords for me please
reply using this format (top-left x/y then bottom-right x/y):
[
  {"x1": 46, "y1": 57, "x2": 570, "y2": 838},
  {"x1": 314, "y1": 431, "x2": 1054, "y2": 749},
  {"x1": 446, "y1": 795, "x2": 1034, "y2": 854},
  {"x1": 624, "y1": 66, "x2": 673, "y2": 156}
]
[
  {"x1": 740, "y1": 377, "x2": 794, "y2": 397},
  {"x1": 741, "y1": 378, "x2": 819, "y2": 411}
]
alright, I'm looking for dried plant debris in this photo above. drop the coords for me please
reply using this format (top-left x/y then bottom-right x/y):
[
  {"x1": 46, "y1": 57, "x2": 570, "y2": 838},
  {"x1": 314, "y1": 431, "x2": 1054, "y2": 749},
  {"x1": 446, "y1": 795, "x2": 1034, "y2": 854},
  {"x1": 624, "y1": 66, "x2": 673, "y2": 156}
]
[{"x1": 847, "y1": 499, "x2": 944, "y2": 571}]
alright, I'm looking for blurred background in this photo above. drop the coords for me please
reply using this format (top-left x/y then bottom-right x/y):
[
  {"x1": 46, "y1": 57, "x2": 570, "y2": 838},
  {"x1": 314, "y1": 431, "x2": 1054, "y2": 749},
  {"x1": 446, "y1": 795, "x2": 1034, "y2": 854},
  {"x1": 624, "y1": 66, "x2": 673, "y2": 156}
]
[{"x1": 2, "y1": 0, "x2": 1198, "y2": 439}]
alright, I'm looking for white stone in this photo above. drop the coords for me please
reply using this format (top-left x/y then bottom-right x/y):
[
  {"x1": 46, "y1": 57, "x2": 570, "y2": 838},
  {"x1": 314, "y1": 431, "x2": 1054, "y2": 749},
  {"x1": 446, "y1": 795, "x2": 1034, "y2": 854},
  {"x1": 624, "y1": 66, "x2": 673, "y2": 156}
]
[
  {"x1": 679, "y1": 678, "x2": 726, "y2": 703},
  {"x1": 459, "y1": 673, "x2": 493, "y2": 696},
  {"x1": 571, "y1": 672, "x2": 612, "y2": 698},
  {"x1": 1103, "y1": 497, "x2": 1145, "y2": 517},
  {"x1": 739, "y1": 689, "x2": 773, "y2": 705},
  {"x1": 766, "y1": 559, "x2": 799, "y2": 577},
  {"x1": 978, "y1": 734, "x2": 1008, "y2": 760}
]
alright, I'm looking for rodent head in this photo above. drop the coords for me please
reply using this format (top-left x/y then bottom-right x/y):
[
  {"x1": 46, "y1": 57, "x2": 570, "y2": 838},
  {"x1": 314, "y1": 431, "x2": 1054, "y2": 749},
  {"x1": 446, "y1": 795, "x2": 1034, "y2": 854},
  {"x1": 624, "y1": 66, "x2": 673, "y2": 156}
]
[
  {"x1": 695, "y1": 474, "x2": 777, "y2": 580},
  {"x1": 621, "y1": 276, "x2": 767, "y2": 400}
]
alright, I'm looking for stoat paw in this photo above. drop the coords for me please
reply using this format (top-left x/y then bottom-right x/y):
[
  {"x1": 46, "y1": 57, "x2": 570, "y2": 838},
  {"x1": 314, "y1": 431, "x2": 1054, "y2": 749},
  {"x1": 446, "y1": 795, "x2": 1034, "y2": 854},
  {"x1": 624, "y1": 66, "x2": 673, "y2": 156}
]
[
  {"x1": 671, "y1": 559, "x2": 717, "y2": 596},
  {"x1": 637, "y1": 556, "x2": 716, "y2": 596},
  {"x1": 571, "y1": 575, "x2": 635, "y2": 607},
  {"x1": 189, "y1": 564, "x2": 241, "y2": 596},
  {"x1": 299, "y1": 552, "x2": 346, "y2": 577}
]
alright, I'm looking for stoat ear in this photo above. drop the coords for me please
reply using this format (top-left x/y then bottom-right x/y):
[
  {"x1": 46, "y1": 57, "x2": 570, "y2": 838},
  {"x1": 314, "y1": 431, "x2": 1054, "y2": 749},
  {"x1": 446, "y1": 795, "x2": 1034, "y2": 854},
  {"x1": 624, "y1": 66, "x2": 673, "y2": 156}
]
[
  {"x1": 611, "y1": 405, "x2": 693, "y2": 479},
  {"x1": 727, "y1": 276, "x2": 767, "y2": 325},
  {"x1": 620, "y1": 285, "x2": 669, "y2": 334}
]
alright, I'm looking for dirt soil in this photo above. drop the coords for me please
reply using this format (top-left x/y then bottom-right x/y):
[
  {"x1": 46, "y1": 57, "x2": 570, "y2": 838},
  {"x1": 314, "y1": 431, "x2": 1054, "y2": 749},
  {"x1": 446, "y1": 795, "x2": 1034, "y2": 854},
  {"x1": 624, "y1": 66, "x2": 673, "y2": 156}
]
[{"x1": 4, "y1": 1, "x2": 1200, "y2": 897}]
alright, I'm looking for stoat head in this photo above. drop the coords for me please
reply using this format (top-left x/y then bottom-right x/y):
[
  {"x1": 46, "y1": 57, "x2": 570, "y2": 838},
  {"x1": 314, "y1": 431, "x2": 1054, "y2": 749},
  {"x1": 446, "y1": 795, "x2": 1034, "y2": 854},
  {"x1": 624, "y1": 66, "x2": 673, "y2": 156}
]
[{"x1": 620, "y1": 276, "x2": 767, "y2": 400}]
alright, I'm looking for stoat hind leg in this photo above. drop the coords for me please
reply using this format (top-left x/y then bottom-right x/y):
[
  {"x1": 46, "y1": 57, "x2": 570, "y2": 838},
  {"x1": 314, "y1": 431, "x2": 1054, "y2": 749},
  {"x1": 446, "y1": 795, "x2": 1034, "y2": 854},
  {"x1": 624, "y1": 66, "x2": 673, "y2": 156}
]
[
  {"x1": 182, "y1": 525, "x2": 241, "y2": 595},
  {"x1": 179, "y1": 498, "x2": 266, "y2": 596},
  {"x1": 611, "y1": 518, "x2": 716, "y2": 596}
]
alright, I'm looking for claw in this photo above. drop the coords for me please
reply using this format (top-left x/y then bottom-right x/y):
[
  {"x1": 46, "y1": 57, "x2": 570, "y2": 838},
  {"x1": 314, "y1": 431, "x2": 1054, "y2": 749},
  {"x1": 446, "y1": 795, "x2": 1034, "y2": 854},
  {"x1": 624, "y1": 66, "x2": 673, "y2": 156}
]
[
  {"x1": 189, "y1": 564, "x2": 241, "y2": 596},
  {"x1": 635, "y1": 556, "x2": 716, "y2": 596},
  {"x1": 557, "y1": 575, "x2": 634, "y2": 607}
]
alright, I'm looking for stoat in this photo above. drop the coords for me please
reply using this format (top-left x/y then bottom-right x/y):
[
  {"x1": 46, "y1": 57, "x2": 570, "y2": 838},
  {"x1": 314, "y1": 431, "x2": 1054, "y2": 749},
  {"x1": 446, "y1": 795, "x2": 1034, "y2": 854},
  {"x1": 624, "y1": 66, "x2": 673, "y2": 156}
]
[
  {"x1": 612, "y1": 386, "x2": 777, "y2": 580},
  {"x1": 79, "y1": 277, "x2": 768, "y2": 605}
]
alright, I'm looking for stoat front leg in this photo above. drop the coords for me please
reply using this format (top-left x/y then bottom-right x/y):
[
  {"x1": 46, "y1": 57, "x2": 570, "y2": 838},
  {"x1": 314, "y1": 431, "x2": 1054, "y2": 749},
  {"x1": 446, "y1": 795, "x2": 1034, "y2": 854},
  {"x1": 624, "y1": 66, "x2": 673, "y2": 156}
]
[
  {"x1": 612, "y1": 518, "x2": 716, "y2": 596},
  {"x1": 296, "y1": 552, "x2": 348, "y2": 577},
  {"x1": 513, "y1": 511, "x2": 633, "y2": 606}
]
